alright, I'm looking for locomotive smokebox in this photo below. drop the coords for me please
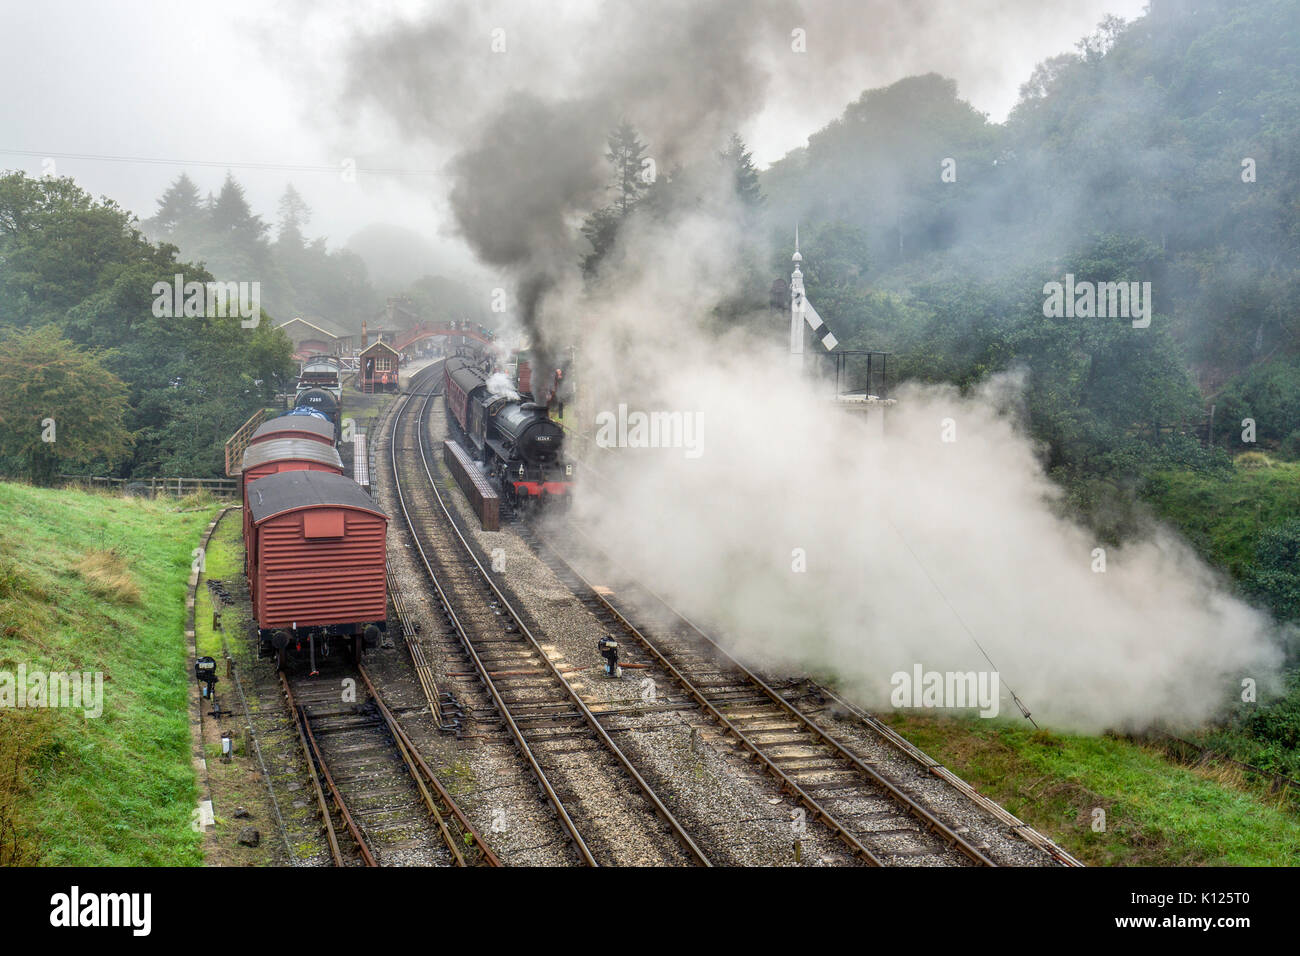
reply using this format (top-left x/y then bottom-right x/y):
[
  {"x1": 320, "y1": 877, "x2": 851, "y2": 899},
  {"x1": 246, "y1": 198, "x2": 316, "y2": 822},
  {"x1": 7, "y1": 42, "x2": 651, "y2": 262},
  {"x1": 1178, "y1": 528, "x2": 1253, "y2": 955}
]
[
  {"x1": 295, "y1": 387, "x2": 339, "y2": 418},
  {"x1": 494, "y1": 403, "x2": 565, "y2": 465}
]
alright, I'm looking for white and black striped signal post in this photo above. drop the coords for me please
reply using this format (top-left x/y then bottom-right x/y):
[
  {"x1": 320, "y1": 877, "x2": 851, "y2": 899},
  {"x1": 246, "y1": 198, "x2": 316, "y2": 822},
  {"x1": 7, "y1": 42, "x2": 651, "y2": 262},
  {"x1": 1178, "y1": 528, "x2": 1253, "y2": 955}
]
[{"x1": 789, "y1": 226, "x2": 838, "y2": 372}]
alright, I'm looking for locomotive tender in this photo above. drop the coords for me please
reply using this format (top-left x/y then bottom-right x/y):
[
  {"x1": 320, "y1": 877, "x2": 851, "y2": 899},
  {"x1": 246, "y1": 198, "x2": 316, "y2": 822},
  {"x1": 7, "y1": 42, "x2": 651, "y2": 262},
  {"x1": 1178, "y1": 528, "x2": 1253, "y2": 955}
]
[{"x1": 296, "y1": 355, "x2": 343, "y2": 403}]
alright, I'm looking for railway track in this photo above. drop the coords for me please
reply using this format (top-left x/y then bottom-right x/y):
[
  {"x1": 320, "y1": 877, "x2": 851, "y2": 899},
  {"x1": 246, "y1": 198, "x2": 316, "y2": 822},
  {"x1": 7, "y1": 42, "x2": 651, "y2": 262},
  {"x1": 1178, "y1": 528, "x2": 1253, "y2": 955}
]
[
  {"x1": 519, "y1": 521, "x2": 1000, "y2": 867},
  {"x1": 278, "y1": 659, "x2": 498, "y2": 867},
  {"x1": 387, "y1": 367, "x2": 710, "y2": 866}
]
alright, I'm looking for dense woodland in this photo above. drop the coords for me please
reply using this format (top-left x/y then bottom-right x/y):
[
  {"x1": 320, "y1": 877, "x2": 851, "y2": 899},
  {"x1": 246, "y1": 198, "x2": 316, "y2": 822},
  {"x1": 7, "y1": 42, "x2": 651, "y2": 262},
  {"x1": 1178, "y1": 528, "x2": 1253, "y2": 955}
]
[
  {"x1": 0, "y1": 174, "x2": 294, "y2": 478},
  {"x1": 0, "y1": 171, "x2": 491, "y2": 477},
  {"x1": 752, "y1": 0, "x2": 1300, "y2": 637},
  {"x1": 142, "y1": 175, "x2": 378, "y2": 328}
]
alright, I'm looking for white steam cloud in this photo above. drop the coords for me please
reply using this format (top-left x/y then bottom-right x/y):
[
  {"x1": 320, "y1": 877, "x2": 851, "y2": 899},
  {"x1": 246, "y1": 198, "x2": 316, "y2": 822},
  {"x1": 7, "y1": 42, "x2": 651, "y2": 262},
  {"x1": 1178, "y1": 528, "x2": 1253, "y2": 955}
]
[
  {"x1": 554, "y1": 209, "x2": 1282, "y2": 733},
  {"x1": 339, "y1": 0, "x2": 1286, "y2": 731},
  {"x1": 487, "y1": 370, "x2": 521, "y2": 401}
]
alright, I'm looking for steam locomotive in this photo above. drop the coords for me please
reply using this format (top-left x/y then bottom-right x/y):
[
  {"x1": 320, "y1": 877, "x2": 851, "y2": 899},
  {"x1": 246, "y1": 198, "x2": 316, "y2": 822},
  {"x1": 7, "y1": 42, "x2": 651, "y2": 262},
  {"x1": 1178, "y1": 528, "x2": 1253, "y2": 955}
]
[{"x1": 444, "y1": 354, "x2": 573, "y2": 505}]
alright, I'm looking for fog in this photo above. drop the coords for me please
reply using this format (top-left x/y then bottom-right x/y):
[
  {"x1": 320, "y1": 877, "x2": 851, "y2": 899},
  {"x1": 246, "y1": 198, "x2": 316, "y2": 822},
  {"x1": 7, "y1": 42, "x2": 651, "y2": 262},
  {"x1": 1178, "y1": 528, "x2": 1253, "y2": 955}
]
[
  {"x1": 5, "y1": 0, "x2": 1283, "y2": 729},
  {"x1": 336, "y1": 0, "x2": 1284, "y2": 730},
  {"x1": 2, "y1": 0, "x2": 1144, "y2": 252}
]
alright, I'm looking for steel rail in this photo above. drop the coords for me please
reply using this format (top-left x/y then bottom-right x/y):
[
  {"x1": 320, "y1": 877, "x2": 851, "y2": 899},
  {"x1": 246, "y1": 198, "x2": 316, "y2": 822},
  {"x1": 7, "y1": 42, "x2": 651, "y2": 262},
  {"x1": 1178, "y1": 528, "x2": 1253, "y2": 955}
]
[
  {"x1": 388, "y1": 377, "x2": 597, "y2": 866},
  {"x1": 555, "y1": 523, "x2": 997, "y2": 867},
  {"x1": 554, "y1": 441, "x2": 1069, "y2": 864},
  {"x1": 357, "y1": 664, "x2": 502, "y2": 867},
  {"x1": 283, "y1": 675, "x2": 345, "y2": 866},
  {"x1": 393, "y1": 368, "x2": 711, "y2": 866},
  {"x1": 280, "y1": 672, "x2": 378, "y2": 867},
  {"x1": 387, "y1": 568, "x2": 456, "y2": 731},
  {"x1": 528, "y1": 528, "x2": 881, "y2": 865},
  {"x1": 810, "y1": 681, "x2": 1084, "y2": 866},
  {"x1": 409, "y1": 383, "x2": 711, "y2": 866}
]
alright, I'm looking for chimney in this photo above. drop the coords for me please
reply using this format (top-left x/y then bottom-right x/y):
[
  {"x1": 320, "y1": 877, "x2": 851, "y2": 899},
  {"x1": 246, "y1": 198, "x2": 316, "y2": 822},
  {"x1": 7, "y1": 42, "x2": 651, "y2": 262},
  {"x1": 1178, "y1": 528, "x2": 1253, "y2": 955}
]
[
  {"x1": 361, "y1": 320, "x2": 368, "y2": 348},
  {"x1": 517, "y1": 360, "x2": 531, "y2": 395}
]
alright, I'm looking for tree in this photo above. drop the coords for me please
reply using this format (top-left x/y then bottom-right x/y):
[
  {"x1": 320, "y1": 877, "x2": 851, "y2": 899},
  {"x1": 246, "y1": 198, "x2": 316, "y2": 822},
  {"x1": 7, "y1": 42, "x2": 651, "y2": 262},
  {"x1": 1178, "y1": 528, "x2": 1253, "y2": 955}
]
[
  {"x1": 580, "y1": 120, "x2": 650, "y2": 276},
  {"x1": 1244, "y1": 519, "x2": 1300, "y2": 622},
  {"x1": 1076, "y1": 14, "x2": 1129, "y2": 62},
  {"x1": 0, "y1": 326, "x2": 132, "y2": 484},
  {"x1": 579, "y1": 206, "x2": 621, "y2": 277},
  {"x1": 141, "y1": 174, "x2": 380, "y2": 335},
  {"x1": 722, "y1": 133, "x2": 763, "y2": 208},
  {"x1": 194, "y1": 172, "x2": 276, "y2": 310},
  {"x1": 151, "y1": 173, "x2": 202, "y2": 233},
  {"x1": 210, "y1": 172, "x2": 261, "y2": 239},
  {"x1": 1014, "y1": 53, "x2": 1079, "y2": 107},
  {"x1": 0, "y1": 172, "x2": 175, "y2": 329},
  {"x1": 0, "y1": 172, "x2": 294, "y2": 478},
  {"x1": 1211, "y1": 357, "x2": 1300, "y2": 448},
  {"x1": 276, "y1": 184, "x2": 311, "y2": 247},
  {"x1": 605, "y1": 120, "x2": 649, "y2": 217},
  {"x1": 794, "y1": 219, "x2": 871, "y2": 324}
]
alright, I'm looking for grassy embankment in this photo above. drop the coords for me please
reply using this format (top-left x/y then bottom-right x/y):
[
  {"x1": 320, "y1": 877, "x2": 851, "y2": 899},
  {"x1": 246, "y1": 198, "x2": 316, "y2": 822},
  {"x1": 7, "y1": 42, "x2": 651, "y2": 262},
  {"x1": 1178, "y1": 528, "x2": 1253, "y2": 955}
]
[
  {"x1": 882, "y1": 457, "x2": 1300, "y2": 866},
  {"x1": 1142, "y1": 455, "x2": 1300, "y2": 775},
  {"x1": 1143, "y1": 456, "x2": 1300, "y2": 580},
  {"x1": 881, "y1": 713, "x2": 1300, "y2": 866},
  {"x1": 0, "y1": 481, "x2": 215, "y2": 865}
]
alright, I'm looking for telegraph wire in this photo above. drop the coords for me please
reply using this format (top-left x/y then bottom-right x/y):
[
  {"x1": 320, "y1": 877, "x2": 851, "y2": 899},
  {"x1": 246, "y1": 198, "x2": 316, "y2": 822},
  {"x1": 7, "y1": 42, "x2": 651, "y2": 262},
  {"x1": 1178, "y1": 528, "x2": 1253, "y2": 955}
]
[
  {"x1": 0, "y1": 147, "x2": 441, "y2": 177},
  {"x1": 883, "y1": 514, "x2": 1039, "y2": 729}
]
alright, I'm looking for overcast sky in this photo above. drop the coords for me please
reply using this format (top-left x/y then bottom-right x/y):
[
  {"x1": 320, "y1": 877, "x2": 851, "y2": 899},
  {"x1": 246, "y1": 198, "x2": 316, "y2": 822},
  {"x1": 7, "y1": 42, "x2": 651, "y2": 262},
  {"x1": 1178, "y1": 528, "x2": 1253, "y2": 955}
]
[{"x1": 1, "y1": 0, "x2": 1147, "y2": 267}]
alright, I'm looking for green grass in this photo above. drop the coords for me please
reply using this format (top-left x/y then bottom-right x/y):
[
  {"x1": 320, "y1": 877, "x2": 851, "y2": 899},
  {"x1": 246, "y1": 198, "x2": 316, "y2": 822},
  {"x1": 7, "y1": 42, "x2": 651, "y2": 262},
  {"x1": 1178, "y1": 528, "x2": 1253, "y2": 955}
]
[
  {"x1": 340, "y1": 384, "x2": 394, "y2": 428},
  {"x1": 194, "y1": 513, "x2": 244, "y2": 661},
  {"x1": 0, "y1": 481, "x2": 215, "y2": 865},
  {"x1": 1141, "y1": 456, "x2": 1300, "y2": 775},
  {"x1": 882, "y1": 712, "x2": 1300, "y2": 865},
  {"x1": 1142, "y1": 457, "x2": 1300, "y2": 579}
]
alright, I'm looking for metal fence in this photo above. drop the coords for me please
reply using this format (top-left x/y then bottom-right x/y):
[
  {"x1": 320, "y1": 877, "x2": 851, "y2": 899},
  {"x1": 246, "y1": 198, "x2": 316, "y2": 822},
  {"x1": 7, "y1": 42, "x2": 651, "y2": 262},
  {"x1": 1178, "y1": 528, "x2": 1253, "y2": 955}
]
[{"x1": 60, "y1": 475, "x2": 239, "y2": 498}]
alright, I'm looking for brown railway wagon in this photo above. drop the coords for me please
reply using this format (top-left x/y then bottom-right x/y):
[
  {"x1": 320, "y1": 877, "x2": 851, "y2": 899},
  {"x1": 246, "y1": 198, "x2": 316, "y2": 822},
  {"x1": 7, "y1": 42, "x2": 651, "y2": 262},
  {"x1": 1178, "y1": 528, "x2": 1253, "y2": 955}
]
[
  {"x1": 240, "y1": 438, "x2": 345, "y2": 552},
  {"x1": 246, "y1": 471, "x2": 388, "y2": 658},
  {"x1": 249, "y1": 414, "x2": 336, "y2": 448}
]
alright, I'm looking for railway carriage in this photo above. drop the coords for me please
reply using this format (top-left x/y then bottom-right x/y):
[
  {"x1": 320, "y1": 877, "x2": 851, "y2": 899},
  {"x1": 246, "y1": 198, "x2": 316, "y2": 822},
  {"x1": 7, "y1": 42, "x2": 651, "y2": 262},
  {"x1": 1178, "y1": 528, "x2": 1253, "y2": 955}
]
[
  {"x1": 249, "y1": 412, "x2": 336, "y2": 448},
  {"x1": 245, "y1": 470, "x2": 389, "y2": 669},
  {"x1": 239, "y1": 438, "x2": 345, "y2": 564}
]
